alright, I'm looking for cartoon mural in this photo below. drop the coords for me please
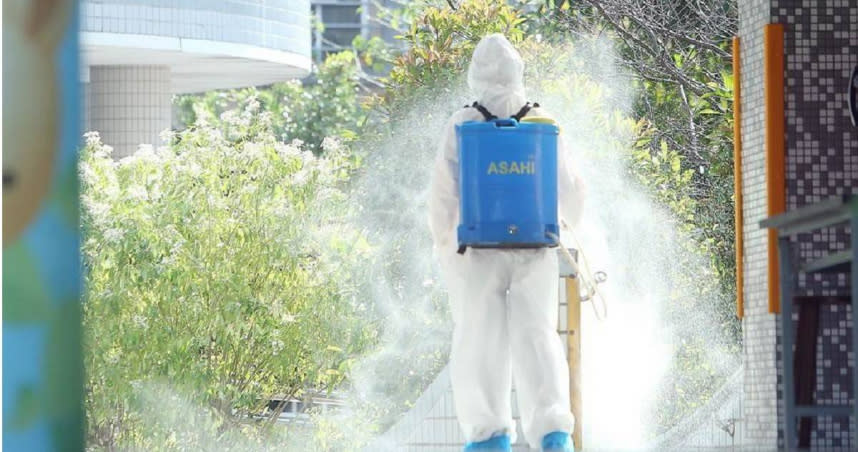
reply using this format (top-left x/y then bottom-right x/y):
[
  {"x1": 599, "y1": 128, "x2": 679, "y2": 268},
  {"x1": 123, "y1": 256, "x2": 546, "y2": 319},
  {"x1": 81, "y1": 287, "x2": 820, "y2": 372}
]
[{"x1": 2, "y1": 0, "x2": 83, "y2": 450}]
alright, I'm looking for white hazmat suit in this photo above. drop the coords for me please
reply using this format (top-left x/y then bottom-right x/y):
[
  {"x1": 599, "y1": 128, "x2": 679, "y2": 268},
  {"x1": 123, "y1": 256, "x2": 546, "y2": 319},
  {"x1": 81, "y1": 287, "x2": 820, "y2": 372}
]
[{"x1": 428, "y1": 34, "x2": 586, "y2": 449}]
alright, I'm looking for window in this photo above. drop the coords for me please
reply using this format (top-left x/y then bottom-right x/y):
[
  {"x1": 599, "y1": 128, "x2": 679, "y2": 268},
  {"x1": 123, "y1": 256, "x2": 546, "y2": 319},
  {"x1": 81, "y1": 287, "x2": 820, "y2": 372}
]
[
  {"x1": 322, "y1": 28, "x2": 360, "y2": 47},
  {"x1": 321, "y1": 5, "x2": 359, "y2": 24},
  {"x1": 311, "y1": 1, "x2": 364, "y2": 61}
]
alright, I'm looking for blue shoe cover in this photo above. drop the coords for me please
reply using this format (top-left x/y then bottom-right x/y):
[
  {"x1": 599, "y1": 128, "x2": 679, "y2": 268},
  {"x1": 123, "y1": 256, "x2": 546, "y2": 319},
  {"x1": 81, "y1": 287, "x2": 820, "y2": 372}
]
[
  {"x1": 463, "y1": 434, "x2": 511, "y2": 451},
  {"x1": 541, "y1": 431, "x2": 574, "y2": 452}
]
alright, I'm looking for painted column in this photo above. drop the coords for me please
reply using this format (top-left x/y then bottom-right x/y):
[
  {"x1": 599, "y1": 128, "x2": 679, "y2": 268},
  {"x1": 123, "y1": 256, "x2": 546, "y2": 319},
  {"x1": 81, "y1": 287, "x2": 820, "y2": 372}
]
[{"x1": 2, "y1": 0, "x2": 84, "y2": 450}]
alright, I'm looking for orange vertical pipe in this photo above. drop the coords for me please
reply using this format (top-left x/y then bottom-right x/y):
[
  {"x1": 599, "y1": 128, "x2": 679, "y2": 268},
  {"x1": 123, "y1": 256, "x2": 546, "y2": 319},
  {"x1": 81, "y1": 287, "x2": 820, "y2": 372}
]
[
  {"x1": 764, "y1": 24, "x2": 786, "y2": 314},
  {"x1": 732, "y1": 36, "x2": 745, "y2": 319}
]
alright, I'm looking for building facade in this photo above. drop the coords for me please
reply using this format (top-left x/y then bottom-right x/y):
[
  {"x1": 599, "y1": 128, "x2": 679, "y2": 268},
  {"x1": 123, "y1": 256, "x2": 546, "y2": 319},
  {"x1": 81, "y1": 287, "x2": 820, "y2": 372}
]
[
  {"x1": 80, "y1": 0, "x2": 313, "y2": 158},
  {"x1": 310, "y1": 0, "x2": 399, "y2": 62},
  {"x1": 737, "y1": 0, "x2": 858, "y2": 448}
]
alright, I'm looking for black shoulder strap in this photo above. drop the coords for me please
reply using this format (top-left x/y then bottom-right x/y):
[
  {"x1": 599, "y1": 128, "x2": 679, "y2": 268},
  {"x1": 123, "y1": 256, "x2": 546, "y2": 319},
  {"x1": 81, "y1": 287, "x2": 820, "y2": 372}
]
[
  {"x1": 468, "y1": 101, "x2": 497, "y2": 121},
  {"x1": 467, "y1": 101, "x2": 540, "y2": 122},
  {"x1": 458, "y1": 101, "x2": 496, "y2": 256},
  {"x1": 511, "y1": 102, "x2": 540, "y2": 121}
]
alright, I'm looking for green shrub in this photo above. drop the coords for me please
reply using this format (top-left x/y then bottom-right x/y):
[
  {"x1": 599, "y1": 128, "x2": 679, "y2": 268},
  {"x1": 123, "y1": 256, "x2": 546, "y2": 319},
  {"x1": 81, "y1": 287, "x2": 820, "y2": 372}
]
[
  {"x1": 81, "y1": 98, "x2": 373, "y2": 450},
  {"x1": 175, "y1": 51, "x2": 364, "y2": 154}
]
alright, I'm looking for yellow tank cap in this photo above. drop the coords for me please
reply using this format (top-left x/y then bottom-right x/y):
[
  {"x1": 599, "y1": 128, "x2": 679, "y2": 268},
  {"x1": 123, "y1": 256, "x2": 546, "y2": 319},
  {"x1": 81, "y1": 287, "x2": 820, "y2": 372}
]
[
  {"x1": 519, "y1": 116, "x2": 557, "y2": 125},
  {"x1": 520, "y1": 116, "x2": 560, "y2": 132}
]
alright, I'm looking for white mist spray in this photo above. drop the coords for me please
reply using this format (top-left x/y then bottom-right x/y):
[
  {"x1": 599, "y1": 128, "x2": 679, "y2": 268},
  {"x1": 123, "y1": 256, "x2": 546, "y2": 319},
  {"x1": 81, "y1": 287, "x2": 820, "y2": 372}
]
[
  {"x1": 528, "y1": 38, "x2": 739, "y2": 449},
  {"x1": 323, "y1": 36, "x2": 739, "y2": 450},
  {"x1": 112, "y1": 36, "x2": 737, "y2": 452}
]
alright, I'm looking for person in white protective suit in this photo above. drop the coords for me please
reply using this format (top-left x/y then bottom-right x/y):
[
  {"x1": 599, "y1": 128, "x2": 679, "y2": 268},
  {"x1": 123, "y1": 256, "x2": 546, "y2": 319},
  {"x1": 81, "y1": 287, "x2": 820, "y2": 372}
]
[{"x1": 428, "y1": 34, "x2": 586, "y2": 452}]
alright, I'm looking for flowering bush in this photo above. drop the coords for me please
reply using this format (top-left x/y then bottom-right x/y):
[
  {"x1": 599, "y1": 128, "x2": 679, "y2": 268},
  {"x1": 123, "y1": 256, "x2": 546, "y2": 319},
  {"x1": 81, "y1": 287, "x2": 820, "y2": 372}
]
[
  {"x1": 81, "y1": 99, "x2": 374, "y2": 450},
  {"x1": 175, "y1": 51, "x2": 364, "y2": 154}
]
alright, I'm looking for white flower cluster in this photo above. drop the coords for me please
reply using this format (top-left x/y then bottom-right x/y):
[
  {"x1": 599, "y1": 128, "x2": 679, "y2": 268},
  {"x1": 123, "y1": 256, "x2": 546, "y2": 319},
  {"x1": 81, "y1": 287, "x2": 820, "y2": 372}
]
[
  {"x1": 159, "y1": 224, "x2": 186, "y2": 268},
  {"x1": 270, "y1": 339, "x2": 285, "y2": 353},
  {"x1": 103, "y1": 228, "x2": 125, "y2": 244},
  {"x1": 132, "y1": 314, "x2": 149, "y2": 329},
  {"x1": 274, "y1": 141, "x2": 302, "y2": 160},
  {"x1": 320, "y1": 136, "x2": 343, "y2": 154},
  {"x1": 84, "y1": 131, "x2": 114, "y2": 159}
]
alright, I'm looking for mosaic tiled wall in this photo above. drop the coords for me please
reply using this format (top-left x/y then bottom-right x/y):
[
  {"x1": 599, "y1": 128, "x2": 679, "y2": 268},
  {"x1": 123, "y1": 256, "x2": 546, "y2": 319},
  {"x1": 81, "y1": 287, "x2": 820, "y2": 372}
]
[
  {"x1": 739, "y1": 0, "x2": 781, "y2": 446},
  {"x1": 739, "y1": 0, "x2": 858, "y2": 448},
  {"x1": 809, "y1": 302, "x2": 854, "y2": 447},
  {"x1": 770, "y1": 0, "x2": 858, "y2": 448},
  {"x1": 779, "y1": 0, "x2": 858, "y2": 296}
]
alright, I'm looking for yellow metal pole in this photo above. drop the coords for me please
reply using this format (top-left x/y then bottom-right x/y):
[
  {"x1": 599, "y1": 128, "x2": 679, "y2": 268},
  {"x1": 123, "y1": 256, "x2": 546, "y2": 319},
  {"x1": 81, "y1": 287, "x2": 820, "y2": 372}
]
[{"x1": 566, "y1": 276, "x2": 583, "y2": 450}]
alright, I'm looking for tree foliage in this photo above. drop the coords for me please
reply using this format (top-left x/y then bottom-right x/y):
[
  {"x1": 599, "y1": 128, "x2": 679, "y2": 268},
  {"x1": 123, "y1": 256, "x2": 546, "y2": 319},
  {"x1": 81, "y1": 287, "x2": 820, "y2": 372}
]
[
  {"x1": 537, "y1": 0, "x2": 741, "y2": 432},
  {"x1": 549, "y1": 0, "x2": 740, "y2": 339},
  {"x1": 174, "y1": 51, "x2": 365, "y2": 154}
]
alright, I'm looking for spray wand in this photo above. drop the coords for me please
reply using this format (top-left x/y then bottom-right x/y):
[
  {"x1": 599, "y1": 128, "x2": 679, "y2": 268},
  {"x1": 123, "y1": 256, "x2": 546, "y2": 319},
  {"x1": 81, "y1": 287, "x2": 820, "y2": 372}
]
[{"x1": 547, "y1": 222, "x2": 609, "y2": 321}]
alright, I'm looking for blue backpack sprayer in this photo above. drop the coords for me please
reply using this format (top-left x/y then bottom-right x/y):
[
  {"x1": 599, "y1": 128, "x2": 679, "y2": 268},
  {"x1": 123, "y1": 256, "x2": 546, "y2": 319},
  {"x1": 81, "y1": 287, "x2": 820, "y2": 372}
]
[
  {"x1": 456, "y1": 102, "x2": 607, "y2": 317},
  {"x1": 456, "y1": 101, "x2": 560, "y2": 252}
]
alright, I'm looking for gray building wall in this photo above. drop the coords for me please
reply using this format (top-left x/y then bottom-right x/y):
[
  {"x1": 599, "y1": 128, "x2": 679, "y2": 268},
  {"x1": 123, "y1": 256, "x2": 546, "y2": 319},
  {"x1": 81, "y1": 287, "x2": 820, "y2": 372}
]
[
  {"x1": 739, "y1": 0, "x2": 780, "y2": 447},
  {"x1": 88, "y1": 65, "x2": 171, "y2": 159},
  {"x1": 80, "y1": 0, "x2": 313, "y2": 156},
  {"x1": 311, "y1": 0, "x2": 400, "y2": 62}
]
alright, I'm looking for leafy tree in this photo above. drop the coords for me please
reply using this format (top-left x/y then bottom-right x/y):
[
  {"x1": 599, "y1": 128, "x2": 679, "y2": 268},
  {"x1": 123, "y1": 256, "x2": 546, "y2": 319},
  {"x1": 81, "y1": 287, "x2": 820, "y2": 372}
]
[
  {"x1": 545, "y1": 0, "x2": 740, "y2": 341},
  {"x1": 81, "y1": 98, "x2": 373, "y2": 451},
  {"x1": 379, "y1": 0, "x2": 526, "y2": 112}
]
